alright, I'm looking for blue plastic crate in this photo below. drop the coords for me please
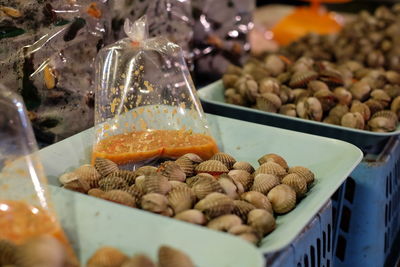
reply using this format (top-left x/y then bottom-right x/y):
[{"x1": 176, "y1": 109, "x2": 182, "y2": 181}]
[
  {"x1": 332, "y1": 136, "x2": 400, "y2": 267},
  {"x1": 266, "y1": 200, "x2": 333, "y2": 267}
]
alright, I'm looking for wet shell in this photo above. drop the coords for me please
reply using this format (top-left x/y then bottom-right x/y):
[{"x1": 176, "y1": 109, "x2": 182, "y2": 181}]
[
  {"x1": 113, "y1": 170, "x2": 136, "y2": 186},
  {"x1": 267, "y1": 184, "x2": 297, "y2": 214},
  {"x1": 121, "y1": 254, "x2": 156, "y2": 267},
  {"x1": 63, "y1": 178, "x2": 91, "y2": 193},
  {"x1": 169, "y1": 181, "x2": 189, "y2": 190},
  {"x1": 368, "y1": 111, "x2": 398, "y2": 132},
  {"x1": 296, "y1": 97, "x2": 323, "y2": 121},
  {"x1": 102, "y1": 190, "x2": 136, "y2": 207},
  {"x1": 255, "y1": 162, "x2": 287, "y2": 179},
  {"x1": 167, "y1": 187, "x2": 196, "y2": 214},
  {"x1": 307, "y1": 80, "x2": 329, "y2": 93},
  {"x1": 240, "y1": 191, "x2": 273, "y2": 214},
  {"x1": 232, "y1": 161, "x2": 255, "y2": 173},
  {"x1": 232, "y1": 200, "x2": 256, "y2": 221},
  {"x1": 74, "y1": 165, "x2": 101, "y2": 188},
  {"x1": 391, "y1": 96, "x2": 400, "y2": 118},
  {"x1": 185, "y1": 176, "x2": 202, "y2": 187},
  {"x1": 257, "y1": 153, "x2": 289, "y2": 170},
  {"x1": 281, "y1": 173, "x2": 308, "y2": 198},
  {"x1": 158, "y1": 246, "x2": 195, "y2": 267},
  {"x1": 194, "y1": 192, "x2": 234, "y2": 219},
  {"x1": 289, "y1": 71, "x2": 318, "y2": 88},
  {"x1": 134, "y1": 175, "x2": 146, "y2": 193},
  {"x1": 175, "y1": 157, "x2": 195, "y2": 177},
  {"x1": 218, "y1": 176, "x2": 240, "y2": 199},
  {"x1": 371, "y1": 89, "x2": 391, "y2": 108},
  {"x1": 174, "y1": 209, "x2": 207, "y2": 225},
  {"x1": 228, "y1": 225, "x2": 260, "y2": 245},
  {"x1": 333, "y1": 87, "x2": 352, "y2": 106},
  {"x1": 207, "y1": 214, "x2": 242, "y2": 231},
  {"x1": 141, "y1": 193, "x2": 169, "y2": 213},
  {"x1": 350, "y1": 81, "x2": 371, "y2": 101},
  {"x1": 123, "y1": 185, "x2": 144, "y2": 200},
  {"x1": 251, "y1": 174, "x2": 280, "y2": 195},
  {"x1": 264, "y1": 54, "x2": 286, "y2": 76},
  {"x1": 94, "y1": 158, "x2": 119, "y2": 177},
  {"x1": 58, "y1": 172, "x2": 79, "y2": 185},
  {"x1": 328, "y1": 104, "x2": 349, "y2": 120},
  {"x1": 0, "y1": 239, "x2": 17, "y2": 265},
  {"x1": 144, "y1": 173, "x2": 171, "y2": 195},
  {"x1": 256, "y1": 93, "x2": 282, "y2": 113},
  {"x1": 364, "y1": 99, "x2": 384, "y2": 115},
  {"x1": 350, "y1": 101, "x2": 371, "y2": 121},
  {"x1": 210, "y1": 152, "x2": 237, "y2": 169},
  {"x1": 247, "y1": 209, "x2": 276, "y2": 236},
  {"x1": 195, "y1": 160, "x2": 229, "y2": 175},
  {"x1": 87, "y1": 247, "x2": 128, "y2": 267},
  {"x1": 279, "y1": 85, "x2": 295, "y2": 104},
  {"x1": 279, "y1": 104, "x2": 297, "y2": 117},
  {"x1": 180, "y1": 153, "x2": 203, "y2": 163},
  {"x1": 259, "y1": 77, "x2": 280, "y2": 94},
  {"x1": 158, "y1": 161, "x2": 186, "y2": 182},
  {"x1": 88, "y1": 188, "x2": 106, "y2": 198},
  {"x1": 288, "y1": 166, "x2": 315, "y2": 186},
  {"x1": 313, "y1": 89, "x2": 337, "y2": 112},
  {"x1": 98, "y1": 176, "x2": 128, "y2": 192},
  {"x1": 228, "y1": 170, "x2": 253, "y2": 191},
  {"x1": 192, "y1": 176, "x2": 223, "y2": 199},
  {"x1": 341, "y1": 112, "x2": 365, "y2": 129},
  {"x1": 135, "y1": 166, "x2": 158, "y2": 177}
]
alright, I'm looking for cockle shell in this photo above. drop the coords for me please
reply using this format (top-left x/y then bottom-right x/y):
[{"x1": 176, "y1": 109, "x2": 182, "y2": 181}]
[
  {"x1": 207, "y1": 214, "x2": 242, "y2": 231},
  {"x1": 247, "y1": 209, "x2": 276, "y2": 236},
  {"x1": 134, "y1": 175, "x2": 146, "y2": 193},
  {"x1": 210, "y1": 152, "x2": 237, "y2": 169},
  {"x1": 258, "y1": 153, "x2": 289, "y2": 170},
  {"x1": 185, "y1": 176, "x2": 202, "y2": 187},
  {"x1": 350, "y1": 101, "x2": 371, "y2": 121},
  {"x1": 98, "y1": 176, "x2": 128, "y2": 192},
  {"x1": 313, "y1": 89, "x2": 337, "y2": 112},
  {"x1": 323, "y1": 116, "x2": 340, "y2": 125},
  {"x1": 87, "y1": 247, "x2": 128, "y2": 267},
  {"x1": 167, "y1": 187, "x2": 196, "y2": 214},
  {"x1": 279, "y1": 85, "x2": 295, "y2": 104},
  {"x1": 235, "y1": 75, "x2": 258, "y2": 103},
  {"x1": 228, "y1": 170, "x2": 253, "y2": 191},
  {"x1": 232, "y1": 161, "x2": 255, "y2": 173},
  {"x1": 385, "y1": 70, "x2": 400, "y2": 85},
  {"x1": 175, "y1": 157, "x2": 195, "y2": 177},
  {"x1": 288, "y1": 166, "x2": 315, "y2": 186},
  {"x1": 371, "y1": 89, "x2": 392, "y2": 108},
  {"x1": 180, "y1": 153, "x2": 203, "y2": 163},
  {"x1": 264, "y1": 54, "x2": 286, "y2": 76},
  {"x1": 292, "y1": 89, "x2": 310, "y2": 103},
  {"x1": 194, "y1": 192, "x2": 234, "y2": 219},
  {"x1": 251, "y1": 174, "x2": 280, "y2": 195},
  {"x1": 94, "y1": 158, "x2": 119, "y2": 177},
  {"x1": 121, "y1": 254, "x2": 156, "y2": 267},
  {"x1": 289, "y1": 71, "x2": 318, "y2": 88},
  {"x1": 192, "y1": 176, "x2": 223, "y2": 199},
  {"x1": 240, "y1": 191, "x2": 273, "y2": 214},
  {"x1": 259, "y1": 77, "x2": 280, "y2": 95},
  {"x1": 368, "y1": 110, "x2": 399, "y2": 132},
  {"x1": 135, "y1": 166, "x2": 158, "y2": 177},
  {"x1": 277, "y1": 72, "x2": 291, "y2": 84},
  {"x1": 113, "y1": 170, "x2": 136, "y2": 186},
  {"x1": 256, "y1": 93, "x2": 282, "y2": 113},
  {"x1": 281, "y1": 173, "x2": 308, "y2": 198},
  {"x1": 0, "y1": 239, "x2": 17, "y2": 265},
  {"x1": 350, "y1": 81, "x2": 371, "y2": 101},
  {"x1": 123, "y1": 185, "x2": 144, "y2": 200},
  {"x1": 158, "y1": 246, "x2": 195, "y2": 267},
  {"x1": 364, "y1": 99, "x2": 384, "y2": 115},
  {"x1": 267, "y1": 184, "x2": 297, "y2": 214},
  {"x1": 63, "y1": 177, "x2": 91, "y2": 193},
  {"x1": 329, "y1": 104, "x2": 349, "y2": 120},
  {"x1": 169, "y1": 181, "x2": 189, "y2": 190},
  {"x1": 391, "y1": 96, "x2": 400, "y2": 118},
  {"x1": 226, "y1": 64, "x2": 243, "y2": 75},
  {"x1": 74, "y1": 164, "x2": 101, "y2": 188},
  {"x1": 232, "y1": 200, "x2": 256, "y2": 221},
  {"x1": 333, "y1": 87, "x2": 352, "y2": 106},
  {"x1": 384, "y1": 84, "x2": 400, "y2": 99},
  {"x1": 255, "y1": 162, "x2": 287, "y2": 179},
  {"x1": 158, "y1": 161, "x2": 186, "y2": 182},
  {"x1": 102, "y1": 190, "x2": 137, "y2": 207},
  {"x1": 195, "y1": 160, "x2": 229, "y2": 176},
  {"x1": 296, "y1": 97, "x2": 323, "y2": 121},
  {"x1": 144, "y1": 174, "x2": 171, "y2": 195},
  {"x1": 58, "y1": 172, "x2": 79, "y2": 185},
  {"x1": 341, "y1": 112, "x2": 365, "y2": 129},
  {"x1": 88, "y1": 188, "x2": 106, "y2": 198},
  {"x1": 228, "y1": 225, "x2": 260, "y2": 245},
  {"x1": 223, "y1": 74, "x2": 240, "y2": 88},
  {"x1": 141, "y1": 193, "x2": 169, "y2": 213},
  {"x1": 279, "y1": 104, "x2": 297, "y2": 117},
  {"x1": 307, "y1": 80, "x2": 329, "y2": 93},
  {"x1": 218, "y1": 176, "x2": 240, "y2": 199},
  {"x1": 174, "y1": 209, "x2": 207, "y2": 225}
]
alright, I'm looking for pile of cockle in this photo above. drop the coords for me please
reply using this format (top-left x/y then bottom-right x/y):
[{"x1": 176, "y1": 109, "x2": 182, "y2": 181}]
[{"x1": 59, "y1": 152, "x2": 315, "y2": 245}]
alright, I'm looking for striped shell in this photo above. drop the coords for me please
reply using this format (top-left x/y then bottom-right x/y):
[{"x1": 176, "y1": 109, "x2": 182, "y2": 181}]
[
  {"x1": 256, "y1": 93, "x2": 282, "y2": 113},
  {"x1": 135, "y1": 166, "x2": 158, "y2": 177},
  {"x1": 228, "y1": 225, "x2": 260, "y2": 245},
  {"x1": 289, "y1": 70, "x2": 318, "y2": 88},
  {"x1": 98, "y1": 176, "x2": 128, "y2": 192},
  {"x1": 232, "y1": 200, "x2": 256, "y2": 221},
  {"x1": 144, "y1": 174, "x2": 171, "y2": 195},
  {"x1": 228, "y1": 170, "x2": 253, "y2": 191},
  {"x1": 141, "y1": 193, "x2": 169, "y2": 213},
  {"x1": 288, "y1": 166, "x2": 315, "y2": 186},
  {"x1": 169, "y1": 181, "x2": 189, "y2": 190},
  {"x1": 63, "y1": 178, "x2": 91, "y2": 193},
  {"x1": 195, "y1": 160, "x2": 229, "y2": 175},
  {"x1": 102, "y1": 190, "x2": 137, "y2": 207},
  {"x1": 333, "y1": 87, "x2": 352, "y2": 106},
  {"x1": 121, "y1": 254, "x2": 156, "y2": 267},
  {"x1": 191, "y1": 176, "x2": 223, "y2": 199},
  {"x1": 123, "y1": 185, "x2": 144, "y2": 200},
  {"x1": 350, "y1": 101, "x2": 371, "y2": 121},
  {"x1": 247, "y1": 209, "x2": 276, "y2": 236},
  {"x1": 210, "y1": 152, "x2": 237, "y2": 169},
  {"x1": 74, "y1": 164, "x2": 101, "y2": 188},
  {"x1": 218, "y1": 176, "x2": 240, "y2": 199},
  {"x1": 255, "y1": 162, "x2": 287, "y2": 179},
  {"x1": 158, "y1": 246, "x2": 195, "y2": 267},
  {"x1": 194, "y1": 192, "x2": 234, "y2": 219},
  {"x1": 167, "y1": 187, "x2": 196, "y2": 214},
  {"x1": 341, "y1": 112, "x2": 365, "y2": 129},
  {"x1": 134, "y1": 175, "x2": 146, "y2": 193},
  {"x1": 232, "y1": 161, "x2": 255, "y2": 173},
  {"x1": 391, "y1": 96, "x2": 400, "y2": 118},
  {"x1": 207, "y1": 214, "x2": 242, "y2": 231},
  {"x1": 87, "y1": 247, "x2": 128, "y2": 267},
  {"x1": 175, "y1": 157, "x2": 195, "y2": 177},
  {"x1": 174, "y1": 209, "x2": 207, "y2": 225},
  {"x1": 281, "y1": 173, "x2": 308, "y2": 198},
  {"x1": 113, "y1": 170, "x2": 136, "y2": 186},
  {"x1": 58, "y1": 172, "x2": 79, "y2": 185},
  {"x1": 240, "y1": 191, "x2": 273, "y2": 214},
  {"x1": 251, "y1": 174, "x2": 280, "y2": 195},
  {"x1": 158, "y1": 161, "x2": 186, "y2": 182},
  {"x1": 185, "y1": 176, "x2": 202, "y2": 187},
  {"x1": 258, "y1": 153, "x2": 288, "y2": 170},
  {"x1": 267, "y1": 184, "x2": 297, "y2": 214},
  {"x1": 180, "y1": 153, "x2": 203, "y2": 163},
  {"x1": 364, "y1": 99, "x2": 384, "y2": 115},
  {"x1": 94, "y1": 158, "x2": 119, "y2": 177},
  {"x1": 88, "y1": 188, "x2": 106, "y2": 198},
  {"x1": 0, "y1": 239, "x2": 17, "y2": 265}
]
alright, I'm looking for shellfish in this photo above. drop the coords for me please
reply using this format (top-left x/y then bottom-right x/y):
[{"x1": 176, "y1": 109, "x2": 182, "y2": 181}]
[
  {"x1": 58, "y1": 172, "x2": 79, "y2": 185},
  {"x1": 63, "y1": 178, "x2": 91, "y2": 193},
  {"x1": 174, "y1": 209, "x2": 207, "y2": 225},
  {"x1": 256, "y1": 93, "x2": 282, "y2": 113},
  {"x1": 279, "y1": 104, "x2": 297, "y2": 117},
  {"x1": 391, "y1": 96, "x2": 400, "y2": 118},
  {"x1": 123, "y1": 185, "x2": 144, "y2": 200},
  {"x1": 141, "y1": 193, "x2": 169, "y2": 214},
  {"x1": 228, "y1": 170, "x2": 253, "y2": 191},
  {"x1": 102, "y1": 190, "x2": 137, "y2": 207},
  {"x1": 251, "y1": 174, "x2": 280, "y2": 195},
  {"x1": 232, "y1": 200, "x2": 256, "y2": 221},
  {"x1": 207, "y1": 214, "x2": 242, "y2": 231},
  {"x1": 350, "y1": 101, "x2": 371, "y2": 121},
  {"x1": 281, "y1": 173, "x2": 308, "y2": 198},
  {"x1": 247, "y1": 209, "x2": 276, "y2": 236},
  {"x1": 121, "y1": 254, "x2": 156, "y2": 267},
  {"x1": 257, "y1": 153, "x2": 288, "y2": 170},
  {"x1": 158, "y1": 161, "x2": 186, "y2": 182},
  {"x1": 135, "y1": 166, "x2": 158, "y2": 177},
  {"x1": 341, "y1": 112, "x2": 365, "y2": 129},
  {"x1": 232, "y1": 161, "x2": 255, "y2": 173},
  {"x1": 371, "y1": 89, "x2": 392, "y2": 108},
  {"x1": 191, "y1": 176, "x2": 223, "y2": 199},
  {"x1": 98, "y1": 176, "x2": 128, "y2": 192},
  {"x1": 175, "y1": 157, "x2": 195, "y2": 177},
  {"x1": 368, "y1": 110, "x2": 398, "y2": 132},
  {"x1": 264, "y1": 54, "x2": 286, "y2": 76},
  {"x1": 167, "y1": 187, "x2": 196, "y2": 214},
  {"x1": 158, "y1": 245, "x2": 195, "y2": 267},
  {"x1": 210, "y1": 152, "x2": 237, "y2": 169},
  {"x1": 350, "y1": 81, "x2": 371, "y2": 101},
  {"x1": 169, "y1": 181, "x2": 189, "y2": 190},
  {"x1": 113, "y1": 170, "x2": 136, "y2": 186},
  {"x1": 289, "y1": 71, "x2": 318, "y2": 88},
  {"x1": 364, "y1": 99, "x2": 384, "y2": 115},
  {"x1": 180, "y1": 153, "x2": 203, "y2": 163},
  {"x1": 87, "y1": 246, "x2": 128, "y2": 267},
  {"x1": 195, "y1": 160, "x2": 229, "y2": 176},
  {"x1": 267, "y1": 184, "x2": 297, "y2": 214},
  {"x1": 296, "y1": 97, "x2": 323, "y2": 121},
  {"x1": 94, "y1": 158, "x2": 119, "y2": 177},
  {"x1": 258, "y1": 77, "x2": 280, "y2": 95},
  {"x1": 228, "y1": 225, "x2": 260, "y2": 244},
  {"x1": 74, "y1": 164, "x2": 101, "y2": 188},
  {"x1": 88, "y1": 188, "x2": 106, "y2": 198},
  {"x1": 333, "y1": 87, "x2": 352, "y2": 106},
  {"x1": 288, "y1": 166, "x2": 315, "y2": 186},
  {"x1": 194, "y1": 192, "x2": 234, "y2": 219},
  {"x1": 143, "y1": 173, "x2": 171, "y2": 195},
  {"x1": 255, "y1": 162, "x2": 287, "y2": 179},
  {"x1": 240, "y1": 191, "x2": 273, "y2": 214},
  {"x1": 307, "y1": 80, "x2": 329, "y2": 93},
  {"x1": 218, "y1": 176, "x2": 240, "y2": 199}
]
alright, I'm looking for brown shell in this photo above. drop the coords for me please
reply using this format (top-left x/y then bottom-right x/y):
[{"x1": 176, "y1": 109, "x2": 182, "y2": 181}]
[
  {"x1": 368, "y1": 110, "x2": 399, "y2": 132},
  {"x1": 223, "y1": 74, "x2": 240, "y2": 88},
  {"x1": 207, "y1": 214, "x2": 242, "y2": 231},
  {"x1": 257, "y1": 153, "x2": 288, "y2": 170},
  {"x1": 350, "y1": 101, "x2": 371, "y2": 121},
  {"x1": 296, "y1": 97, "x2": 323, "y2": 121},
  {"x1": 247, "y1": 209, "x2": 276, "y2": 236},
  {"x1": 144, "y1": 173, "x2": 171, "y2": 195},
  {"x1": 256, "y1": 93, "x2": 282, "y2": 113},
  {"x1": 371, "y1": 89, "x2": 392, "y2": 108},
  {"x1": 350, "y1": 81, "x2": 371, "y2": 101},
  {"x1": 180, "y1": 153, "x2": 203, "y2": 163},
  {"x1": 94, "y1": 158, "x2": 119, "y2": 177},
  {"x1": 328, "y1": 104, "x2": 349, "y2": 120},
  {"x1": 123, "y1": 185, "x2": 144, "y2": 200},
  {"x1": 255, "y1": 162, "x2": 287, "y2": 179},
  {"x1": 167, "y1": 187, "x2": 196, "y2": 214},
  {"x1": 158, "y1": 161, "x2": 186, "y2": 182},
  {"x1": 281, "y1": 173, "x2": 308, "y2": 198},
  {"x1": 0, "y1": 239, "x2": 17, "y2": 265},
  {"x1": 210, "y1": 152, "x2": 237, "y2": 169},
  {"x1": 141, "y1": 193, "x2": 169, "y2": 213},
  {"x1": 341, "y1": 112, "x2": 365, "y2": 129},
  {"x1": 185, "y1": 176, "x2": 202, "y2": 187},
  {"x1": 98, "y1": 176, "x2": 128, "y2": 192},
  {"x1": 228, "y1": 225, "x2": 260, "y2": 245},
  {"x1": 240, "y1": 191, "x2": 273, "y2": 214},
  {"x1": 102, "y1": 190, "x2": 137, "y2": 207},
  {"x1": 333, "y1": 87, "x2": 353, "y2": 106},
  {"x1": 251, "y1": 174, "x2": 280, "y2": 195},
  {"x1": 259, "y1": 77, "x2": 280, "y2": 95},
  {"x1": 134, "y1": 175, "x2": 146, "y2": 192},
  {"x1": 289, "y1": 71, "x2": 318, "y2": 88},
  {"x1": 174, "y1": 209, "x2": 207, "y2": 225},
  {"x1": 88, "y1": 188, "x2": 106, "y2": 198},
  {"x1": 121, "y1": 254, "x2": 156, "y2": 267},
  {"x1": 87, "y1": 246, "x2": 128, "y2": 267},
  {"x1": 232, "y1": 161, "x2": 255, "y2": 173},
  {"x1": 192, "y1": 176, "x2": 223, "y2": 199},
  {"x1": 63, "y1": 177, "x2": 91, "y2": 193},
  {"x1": 364, "y1": 99, "x2": 384, "y2": 115},
  {"x1": 175, "y1": 157, "x2": 195, "y2": 177},
  {"x1": 195, "y1": 160, "x2": 229, "y2": 174},
  {"x1": 169, "y1": 181, "x2": 189, "y2": 190},
  {"x1": 232, "y1": 200, "x2": 256, "y2": 221},
  {"x1": 267, "y1": 184, "x2": 297, "y2": 214},
  {"x1": 218, "y1": 176, "x2": 240, "y2": 199},
  {"x1": 113, "y1": 170, "x2": 137, "y2": 186},
  {"x1": 288, "y1": 166, "x2": 315, "y2": 186},
  {"x1": 58, "y1": 172, "x2": 79, "y2": 185},
  {"x1": 279, "y1": 104, "x2": 297, "y2": 117},
  {"x1": 313, "y1": 89, "x2": 338, "y2": 112},
  {"x1": 307, "y1": 80, "x2": 329, "y2": 93},
  {"x1": 135, "y1": 166, "x2": 158, "y2": 177},
  {"x1": 391, "y1": 96, "x2": 400, "y2": 119},
  {"x1": 228, "y1": 170, "x2": 253, "y2": 191},
  {"x1": 158, "y1": 246, "x2": 195, "y2": 267},
  {"x1": 194, "y1": 192, "x2": 235, "y2": 219},
  {"x1": 74, "y1": 164, "x2": 101, "y2": 188}
]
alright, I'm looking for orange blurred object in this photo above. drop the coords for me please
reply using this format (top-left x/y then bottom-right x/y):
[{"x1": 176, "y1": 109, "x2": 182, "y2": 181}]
[{"x1": 271, "y1": 0, "x2": 350, "y2": 45}]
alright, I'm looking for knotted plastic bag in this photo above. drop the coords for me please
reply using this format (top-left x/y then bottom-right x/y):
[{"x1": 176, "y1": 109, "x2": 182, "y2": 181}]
[
  {"x1": 0, "y1": 84, "x2": 78, "y2": 265},
  {"x1": 93, "y1": 16, "x2": 218, "y2": 167}
]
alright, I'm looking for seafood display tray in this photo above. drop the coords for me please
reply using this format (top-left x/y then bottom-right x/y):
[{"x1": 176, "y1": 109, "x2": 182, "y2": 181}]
[
  {"x1": 49, "y1": 185, "x2": 264, "y2": 267},
  {"x1": 39, "y1": 114, "x2": 362, "y2": 254},
  {"x1": 198, "y1": 81, "x2": 400, "y2": 150}
]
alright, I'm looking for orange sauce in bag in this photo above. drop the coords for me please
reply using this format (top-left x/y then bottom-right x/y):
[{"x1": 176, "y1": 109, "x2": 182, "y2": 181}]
[{"x1": 93, "y1": 129, "x2": 219, "y2": 164}]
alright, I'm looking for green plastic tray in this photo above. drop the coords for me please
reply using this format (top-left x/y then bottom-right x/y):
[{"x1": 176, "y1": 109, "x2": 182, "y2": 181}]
[
  {"x1": 49, "y1": 185, "x2": 264, "y2": 267},
  {"x1": 198, "y1": 81, "x2": 400, "y2": 150},
  {"x1": 39, "y1": 114, "x2": 362, "y2": 254}
]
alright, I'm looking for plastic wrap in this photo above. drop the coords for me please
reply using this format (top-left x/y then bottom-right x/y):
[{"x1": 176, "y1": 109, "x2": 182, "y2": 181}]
[
  {"x1": 0, "y1": 84, "x2": 78, "y2": 266},
  {"x1": 0, "y1": 0, "x2": 111, "y2": 146},
  {"x1": 93, "y1": 17, "x2": 218, "y2": 167}
]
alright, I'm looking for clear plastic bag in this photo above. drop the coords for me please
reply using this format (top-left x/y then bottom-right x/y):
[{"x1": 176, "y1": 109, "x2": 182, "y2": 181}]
[
  {"x1": 93, "y1": 16, "x2": 218, "y2": 167},
  {"x1": 0, "y1": 84, "x2": 78, "y2": 265}
]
